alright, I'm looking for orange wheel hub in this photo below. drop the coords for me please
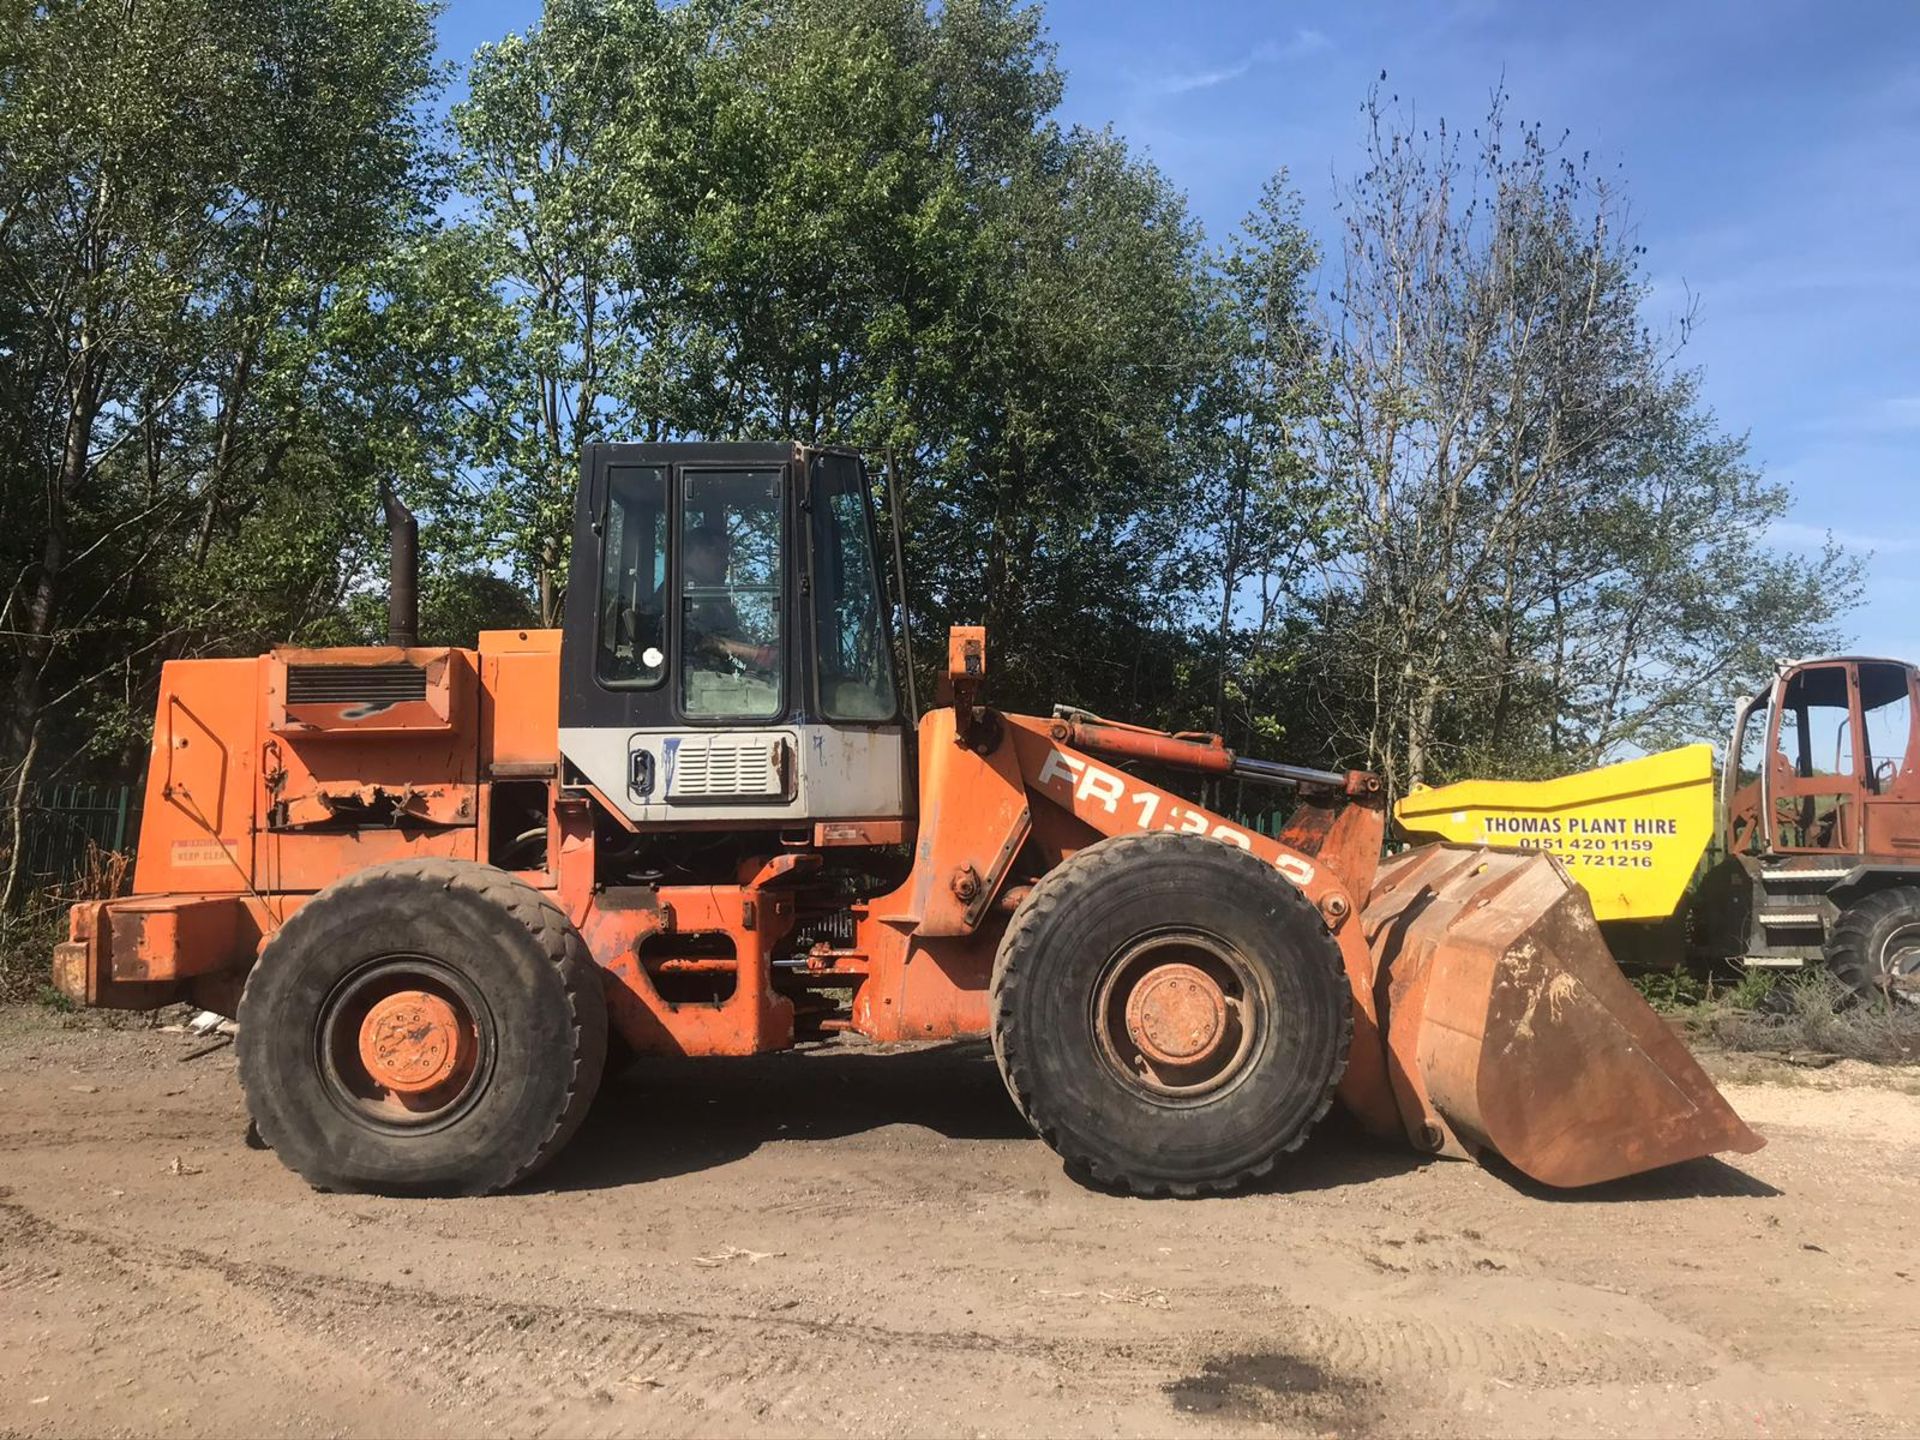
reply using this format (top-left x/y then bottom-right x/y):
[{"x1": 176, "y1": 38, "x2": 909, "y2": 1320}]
[
  {"x1": 357, "y1": 990, "x2": 471, "y2": 1095},
  {"x1": 1125, "y1": 962, "x2": 1229, "y2": 1068}
]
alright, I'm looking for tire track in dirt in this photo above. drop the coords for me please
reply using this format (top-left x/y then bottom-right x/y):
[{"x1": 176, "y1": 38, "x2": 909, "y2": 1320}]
[
  {"x1": 1284, "y1": 1296, "x2": 1716, "y2": 1390},
  {"x1": 1, "y1": 1189, "x2": 1732, "y2": 1438},
  {"x1": 0, "y1": 1120, "x2": 224, "y2": 1151},
  {"x1": 0, "y1": 1194, "x2": 1174, "y2": 1436}
]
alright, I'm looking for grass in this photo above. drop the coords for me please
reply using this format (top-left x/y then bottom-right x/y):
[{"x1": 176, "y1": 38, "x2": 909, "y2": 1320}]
[
  {"x1": 0, "y1": 904, "x2": 64, "y2": 1005},
  {"x1": 1638, "y1": 967, "x2": 1920, "y2": 1066},
  {"x1": 0, "y1": 845, "x2": 128, "y2": 1007}
]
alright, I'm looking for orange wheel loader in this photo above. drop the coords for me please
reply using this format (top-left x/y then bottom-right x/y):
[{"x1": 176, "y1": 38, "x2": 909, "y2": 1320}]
[{"x1": 54, "y1": 444, "x2": 1762, "y2": 1196}]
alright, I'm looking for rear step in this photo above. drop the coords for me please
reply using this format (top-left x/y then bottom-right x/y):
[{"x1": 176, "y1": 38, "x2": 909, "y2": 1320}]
[
  {"x1": 1758, "y1": 867, "x2": 1849, "y2": 883},
  {"x1": 1749, "y1": 872, "x2": 1835, "y2": 967},
  {"x1": 1757, "y1": 910, "x2": 1824, "y2": 927}
]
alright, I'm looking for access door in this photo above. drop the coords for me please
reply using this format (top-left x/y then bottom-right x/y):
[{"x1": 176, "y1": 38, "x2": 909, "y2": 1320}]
[{"x1": 1764, "y1": 662, "x2": 1863, "y2": 854}]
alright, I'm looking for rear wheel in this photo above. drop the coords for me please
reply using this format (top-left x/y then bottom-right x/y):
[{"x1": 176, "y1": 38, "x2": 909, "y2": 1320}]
[
  {"x1": 1827, "y1": 887, "x2": 1920, "y2": 1005},
  {"x1": 990, "y1": 833, "x2": 1350, "y2": 1197},
  {"x1": 237, "y1": 858, "x2": 607, "y2": 1195}
]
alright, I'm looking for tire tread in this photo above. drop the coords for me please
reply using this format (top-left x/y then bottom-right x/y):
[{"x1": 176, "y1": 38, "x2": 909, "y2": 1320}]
[
  {"x1": 989, "y1": 832, "x2": 1350, "y2": 1198},
  {"x1": 1825, "y1": 885, "x2": 1920, "y2": 1003},
  {"x1": 236, "y1": 858, "x2": 605, "y2": 1195}
]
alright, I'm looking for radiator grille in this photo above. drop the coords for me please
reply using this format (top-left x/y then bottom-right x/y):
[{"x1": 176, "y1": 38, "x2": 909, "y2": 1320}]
[
  {"x1": 285, "y1": 663, "x2": 428, "y2": 706},
  {"x1": 668, "y1": 739, "x2": 783, "y2": 800}
]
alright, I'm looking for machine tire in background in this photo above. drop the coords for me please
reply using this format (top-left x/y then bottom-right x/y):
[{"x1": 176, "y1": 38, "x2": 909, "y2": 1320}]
[
  {"x1": 1826, "y1": 886, "x2": 1920, "y2": 1004},
  {"x1": 990, "y1": 832, "x2": 1350, "y2": 1197},
  {"x1": 236, "y1": 858, "x2": 607, "y2": 1196}
]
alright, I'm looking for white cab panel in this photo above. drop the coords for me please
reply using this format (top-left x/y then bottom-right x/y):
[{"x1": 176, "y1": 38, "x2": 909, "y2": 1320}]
[{"x1": 560, "y1": 724, "x2": 907, "y2": 825}]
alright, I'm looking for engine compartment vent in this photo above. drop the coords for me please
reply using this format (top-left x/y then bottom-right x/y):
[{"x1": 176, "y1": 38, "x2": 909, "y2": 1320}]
[
  {"x1": 269, "y1": 648, "x2": 461, "y2": 736},
  {"x1": 285, "y1": 663, "x2": 428, "y2": 706},
  {"x1": 666, "y1": 735, "x2": 792, "y2": 802}
]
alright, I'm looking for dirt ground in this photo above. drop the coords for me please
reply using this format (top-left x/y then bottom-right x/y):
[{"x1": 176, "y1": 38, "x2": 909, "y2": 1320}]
[{"x1": 1, "y1": 1007, "x2": 1915, "y2": 1440}]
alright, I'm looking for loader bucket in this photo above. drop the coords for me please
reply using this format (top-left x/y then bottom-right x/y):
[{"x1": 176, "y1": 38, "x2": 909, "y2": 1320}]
[{"x1": 1364, "y1": 845, "x2": 1763, "y2": 1188}]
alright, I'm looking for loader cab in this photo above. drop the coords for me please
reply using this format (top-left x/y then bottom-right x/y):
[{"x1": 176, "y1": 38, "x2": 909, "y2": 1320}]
[
  {"x1": 557, "y1": 442, "x2": 909, "y2": 833},
  {"x1": 1723, "y1": 656, "x2": 1920, "y2": 858}
]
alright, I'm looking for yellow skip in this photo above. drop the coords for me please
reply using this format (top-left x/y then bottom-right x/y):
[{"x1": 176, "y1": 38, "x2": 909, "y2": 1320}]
[{"x1": 1392, "y1": 745, "x2": 1717, "y2": 922}]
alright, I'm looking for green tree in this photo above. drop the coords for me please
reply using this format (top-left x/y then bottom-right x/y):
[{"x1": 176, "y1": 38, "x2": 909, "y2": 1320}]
[
  {"x1": 0, "y1": 0, "x2": 441, "y2": 906},
  {"x1": 1306, "y1": 86, "x2": 1859, "y2": 794},
  {"x1": 452, "y1": 0, "x2": 692, "y2": 623},
  {"x1": 1188, "y1": 176, "x2": 1328, "y2": 753},
  {"x1": 446, "y1": 0, "x2": 1222, "y2": 726}
]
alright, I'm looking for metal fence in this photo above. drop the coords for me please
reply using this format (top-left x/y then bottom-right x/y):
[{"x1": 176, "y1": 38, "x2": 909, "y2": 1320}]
[
  {"x1": 1232, "y1": 808, "x2": 1291, "y2": 839},
  {"x1": 8, "y1": 783, "x2": 137, "y2": 888}
]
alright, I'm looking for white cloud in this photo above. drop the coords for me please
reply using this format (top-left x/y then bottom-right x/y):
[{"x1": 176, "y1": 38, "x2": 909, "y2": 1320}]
[
  {"x1": 1138, "y1": 28, "x2": 1333, "y2": 98},
  {"x1": 1274, "y1": 28, "x2": 1334, "y2": 60},
  {"x1": 1150, "y1": 60, "x2": 1257, "y2": 97}
]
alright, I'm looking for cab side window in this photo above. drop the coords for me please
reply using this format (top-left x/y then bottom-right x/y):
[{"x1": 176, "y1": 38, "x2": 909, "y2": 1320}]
[
  {"x1": 1860, "y1": 662, "x2": 1914, "y2": 793},
  {"x1": 1773, "y1": 666, "x2": 1852, "y2": 779},
  {"x1": 810, "y1": 456, "x2": 898, "y2": 722},
  {"x1": 595, "y1": 466, "x2": 668, "y2": 688}
]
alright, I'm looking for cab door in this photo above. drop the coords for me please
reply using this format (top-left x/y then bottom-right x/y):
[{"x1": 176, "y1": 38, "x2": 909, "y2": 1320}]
[
  {"x1": 1764, "y1": 661, "x2": 1864, "y2": 854},
  {"x1": 801, "y1": 449, "x2": 910, "y2": 820}
]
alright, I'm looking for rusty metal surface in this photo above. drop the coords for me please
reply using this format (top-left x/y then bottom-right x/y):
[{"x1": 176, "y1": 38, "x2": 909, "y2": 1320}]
[
  {"x1": 1364, "y1": 845, "x2": 1764, "y2": 1187},
  {"x1": 1052, "y1": 717, "x2": 1234, "y2": 773},
  {"x1": 1275, "y1": 794, "x2": 1387, "y2": 916},
  {"x1": 1125, "y1": 961, "x2": 1228, "y2": 1067},
  {"x1": 947, "y1": 625, "x2": 986, "y2": 744},
  {"x1": 358, "y1": 990, "x2": 471, "y2": 1096},
  {"x1": 54, "y1": 895, "x2": 265, "y2": 1009},
  {"x1": 581, "y1": 859, "x2": 810, "y2": 1059},
  {"x1": 105, "y1": 895, "x2": 243, "y2": 983},
  {"x1": 865, "y1": 706, "x2": 1028, "y2": 938}
]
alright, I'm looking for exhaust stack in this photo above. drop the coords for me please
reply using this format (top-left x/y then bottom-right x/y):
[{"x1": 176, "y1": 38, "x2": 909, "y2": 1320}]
[{"x1": 381, "y1": 484, "x2": 418, "y2": 650}]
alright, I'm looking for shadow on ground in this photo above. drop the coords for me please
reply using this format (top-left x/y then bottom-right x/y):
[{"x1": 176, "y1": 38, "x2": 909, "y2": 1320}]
[
  {"x1": 537, "y1": 1037, "x2": 1427, "y2": 1196},
  {"x1": 1486, "y1": 1152, "x2": 1782, "y2": 1201},
  {"x1": 539, "y1": 1036, "x2": 1771, "y2": 1202}
]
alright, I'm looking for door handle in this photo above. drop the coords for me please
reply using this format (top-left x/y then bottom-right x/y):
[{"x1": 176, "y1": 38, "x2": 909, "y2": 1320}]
[{"x1": 629, "y1": 748, "x2": 655, "y2": 798}]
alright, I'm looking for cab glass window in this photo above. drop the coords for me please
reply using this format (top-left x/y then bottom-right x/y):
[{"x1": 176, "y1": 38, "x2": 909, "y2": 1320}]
[
  {"x1": 810, "y1": 456, "x2": 898, "y2": 722},
  {"x1": 1860, "y1": 662, "x2": 1914, "y2": 793},
  {"x1": 595, "y1": 465, "x2": 667, "y2": 688},
  {"x1": 1773, "y1": 665, "x2": 1854, "y2": 778},
  {"x1": 680, "y1": 468, "x2": 783, "y2": 719}
]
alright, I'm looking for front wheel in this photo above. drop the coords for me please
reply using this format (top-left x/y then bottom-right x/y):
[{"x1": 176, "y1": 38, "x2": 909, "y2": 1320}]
[
  {"x1": 236, "y1": 858, "x2": 607, "y2": 1195},
  {"x1": 1827, "y1": 887, "x2": 1920, "y2": 1005},
  {"x1": 990, "y1": 833, "x2": 1350, "y2": 1197}
]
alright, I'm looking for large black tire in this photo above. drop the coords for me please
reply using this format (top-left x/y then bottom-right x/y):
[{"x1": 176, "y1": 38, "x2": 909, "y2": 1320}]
[
  {"x1": 236, "y1": 858, "x2": 607, "y2": 1196},
  {"x1": 1826, "y1": 887, "x2": 1920, "y2": 1004},
  {"x1": 990, "y1": 833, "x2": 1350, "y2": 1197}
]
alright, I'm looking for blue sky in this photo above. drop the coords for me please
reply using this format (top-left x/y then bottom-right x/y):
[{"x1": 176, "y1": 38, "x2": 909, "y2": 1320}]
[{"x1": 438, "y1": 0, "x2": 1920, "y2": 663}]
